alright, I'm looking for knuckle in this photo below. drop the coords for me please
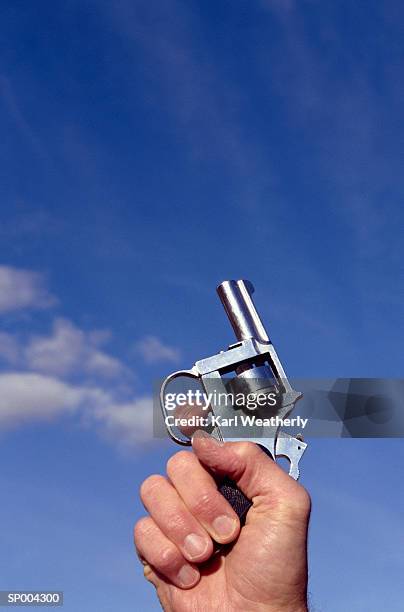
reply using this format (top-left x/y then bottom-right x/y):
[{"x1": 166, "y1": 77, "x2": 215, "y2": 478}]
[
  {"x1": 166, "y1": 512, "x2": 188, "y2": 533},
  {"x1": 167, "y1": 451, "x2": 192, "y2": 476},
  {"x1": 134, "y1": 517, "x2": 153, "y2": 543},
  {"x1": 287, "y1": 484, "x2": 312, "y2": 517},
  {"x1": 158, "y1": 546, "x2": 179, "y2": 571},
  {"x1": 296, "y1": 485, "x2": 312, "y2": 514},
  {"x1": 234, "y1": 441, "x2": 258, "y2": 456},
  {"x1": 140, "y1": 474, "x2": 166, "y2": 502},
  {"x1": 240, "y1": 441, "x2": 258, "y2": 453},
  {"x1": 189, "y1": 491, "x2": 215, "y2": 517}
]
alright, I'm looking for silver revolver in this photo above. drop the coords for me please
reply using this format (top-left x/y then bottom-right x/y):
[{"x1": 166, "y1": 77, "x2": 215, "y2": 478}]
[{"x1": 160, "y1": 280, "x2": 307, "y2": 519}]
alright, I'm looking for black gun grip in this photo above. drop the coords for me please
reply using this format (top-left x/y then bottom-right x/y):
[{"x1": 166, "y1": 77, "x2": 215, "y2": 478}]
[{"x1": 218, "y1": 476, "x2": 252, "y2": 523}]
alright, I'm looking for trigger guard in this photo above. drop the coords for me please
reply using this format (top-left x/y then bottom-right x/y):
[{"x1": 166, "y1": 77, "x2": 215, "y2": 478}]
[{"x1": 160, "y1": 367, "x2": 200, "y2": 445}]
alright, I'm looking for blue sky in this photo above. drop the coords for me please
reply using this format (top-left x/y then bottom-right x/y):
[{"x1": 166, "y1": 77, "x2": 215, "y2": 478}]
[{"x1": 0, "y1": 1, "x2": 403, "y2": 610}]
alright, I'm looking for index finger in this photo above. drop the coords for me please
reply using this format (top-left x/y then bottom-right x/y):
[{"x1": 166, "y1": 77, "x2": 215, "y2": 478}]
[{"x1": 167, "y1": 450, "x2": 240, "y2": 544}]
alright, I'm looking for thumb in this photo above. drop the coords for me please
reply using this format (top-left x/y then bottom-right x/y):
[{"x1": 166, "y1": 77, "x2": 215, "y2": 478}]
[{"x1": 191, "y1": 432, "x2": 310, "y2": 518}]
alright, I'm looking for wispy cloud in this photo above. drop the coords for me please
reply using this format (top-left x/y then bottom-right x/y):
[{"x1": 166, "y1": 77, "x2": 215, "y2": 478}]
[
  {"x1": 25, "y1": 317, "x2": 126, "y2": 379},
  {"x1": 92, "y1": 397, "x2": 154, "y2": 449},
  {"x1": 133, "y1": 335, "x2": 180, "y2": 364},
  {"x1": 0, "y1": 371, "x2": 154, "y2": 447},
  {"x1": 0, "y1": 265, "x2": 56, "y2": 314},
  {"x1": 0, "y1": 265, "x2": 156, "y2": 447},
  {"x1": 0, "y1": 209, "x2": 61, "y2": 240},
  {"x1": 0, "y1": 75, "x2": 49, "y2": 161},
  {"x1": 0, "y1": 372, "x2": 90, "y2": 428},
  {"x1": 102, "y1": 0, "x2": 274, "y2": 203},
  {"x1": 257, "y1": 1, "x2": 404, "y2": 260}
]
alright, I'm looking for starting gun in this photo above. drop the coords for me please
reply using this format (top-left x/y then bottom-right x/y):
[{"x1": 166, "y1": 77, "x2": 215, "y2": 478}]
[{"x1": 160, "y1": 280, "x2": 307, "y2": 519}]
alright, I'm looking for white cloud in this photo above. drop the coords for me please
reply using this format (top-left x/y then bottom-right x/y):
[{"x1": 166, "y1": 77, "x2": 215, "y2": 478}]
[
  {"x1": 0, "y1": 370, "x2": 154, "y2": 447},
  {"x1": 86, "y1": 350, "x2": 124, "y2": 378},
  {"x1": 0, "y1": 265, "x2": 153, "y2": 448},
  {"x1": 134, "y1": 335, "x2": 180, "y2": 364},
  {"x1": 25, "y1": 318, "x2": 126, "y2": 378},
  {"x1": 92, "y1": 397, "x2": 154, "y2": 448},
  {"x1": 0, "y1": 372, "x2": 86, "y2": 427},
  {"x1": 0, "y1": 265, "x2": 55, "y2": 313}
]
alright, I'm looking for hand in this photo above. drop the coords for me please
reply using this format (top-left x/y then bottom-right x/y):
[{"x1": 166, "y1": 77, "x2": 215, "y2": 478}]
[{"x1": 134, "y1": 434, "x2": 311, "y2": 611}]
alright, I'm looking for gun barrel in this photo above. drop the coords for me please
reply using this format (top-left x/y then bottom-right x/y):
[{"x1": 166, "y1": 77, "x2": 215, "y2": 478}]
[{"x1": 217, "y1": 280, "x2": 270, "y2": 344}]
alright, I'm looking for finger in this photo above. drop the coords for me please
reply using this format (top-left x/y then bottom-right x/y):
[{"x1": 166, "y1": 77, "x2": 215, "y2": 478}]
[
  {"x1": 191, "y1": 433, "x2": 311, "y2": 518},
  {"x1": 134, "y1": 516, "x2": 200, "y2": 589},
  {"x1": 167, "y1": 450, "x2": 240, "y2": 544},
  {"x1": 140, "y1": 474, "x2": 213, "y2": 562},
  {"x1": 174, "y1": 402, "x2": 212, "y2": 439}
]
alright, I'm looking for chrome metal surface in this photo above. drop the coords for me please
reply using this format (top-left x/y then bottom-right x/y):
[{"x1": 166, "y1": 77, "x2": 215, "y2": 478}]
[
  {"x1": 159, "y1": 280, "x2": 308, "y2": 479},
  {"x1": 275, "y1": 431, "x2": 307, "y2": 480},
  {"x1": 217, "y1": 280, "x2": 270, "y2": 343}
]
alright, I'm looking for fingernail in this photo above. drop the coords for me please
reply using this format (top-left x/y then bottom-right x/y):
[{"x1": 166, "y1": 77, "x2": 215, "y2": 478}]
[
  {"x1": 183, "y1": 533, "x2": 208, "y2": 559},
  {"x1": 177, "y1": 564, "x2": 199, "y2": 587},
  {"x1": 212, "y1": 515, "x2": 238, "y2": 539},
  {"x1": 192, "y1": 431, "x2": 223, "y2": 445}
]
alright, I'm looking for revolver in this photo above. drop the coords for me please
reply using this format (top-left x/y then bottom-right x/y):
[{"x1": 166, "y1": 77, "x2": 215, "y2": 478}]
[{"x1": 160, "y1": 280, "x2": 307, "y2": 520}]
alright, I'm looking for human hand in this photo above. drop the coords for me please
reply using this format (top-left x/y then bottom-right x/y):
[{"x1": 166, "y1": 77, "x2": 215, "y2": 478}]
[{"x1": 134, "y1": 434, "x2": 310, "y2": 611}]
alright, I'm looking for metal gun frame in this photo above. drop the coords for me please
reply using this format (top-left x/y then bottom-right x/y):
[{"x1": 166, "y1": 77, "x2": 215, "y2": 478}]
[{"x1": 160, "y1": 280, "x2": 307, "y2": 480}]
